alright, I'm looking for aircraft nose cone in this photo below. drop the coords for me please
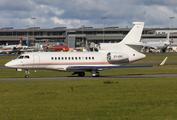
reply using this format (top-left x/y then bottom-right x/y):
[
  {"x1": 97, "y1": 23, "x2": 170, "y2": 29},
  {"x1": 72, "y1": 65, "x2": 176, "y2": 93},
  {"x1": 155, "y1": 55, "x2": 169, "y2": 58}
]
[
  {"x1": 5, "y1": 62, "x2": 10, "y2": 67},
  {"x1": 5, "y1": 61, "x2": 15, "y2": 68}
]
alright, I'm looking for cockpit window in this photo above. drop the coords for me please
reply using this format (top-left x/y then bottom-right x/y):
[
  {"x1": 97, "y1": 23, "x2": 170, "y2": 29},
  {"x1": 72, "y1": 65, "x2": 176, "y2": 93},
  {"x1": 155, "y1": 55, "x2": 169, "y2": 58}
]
[
  {"x1": 17, "y1": 55, "x2": 30, "y2": 59},
  {"x1": 18, "y1": 56, "x2": 24, "y2": 59},
  {"x1": 24, "y1": 56, "x2": 30, "y2": 59}
]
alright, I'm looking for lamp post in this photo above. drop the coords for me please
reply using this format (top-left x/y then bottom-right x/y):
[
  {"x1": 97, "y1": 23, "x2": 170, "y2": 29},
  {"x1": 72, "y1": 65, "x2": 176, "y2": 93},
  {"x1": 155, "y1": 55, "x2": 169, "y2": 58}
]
[
  {"x1": 169, "y1": 17, "x2": 174, "y2": 43},
  {"x1": 26, "y1": 25, "x2": 30, "y2": 38},
  {"x1": 81, "y1": 25, "x2": 85, "y2": 47},
  {"x1": 31, "y1": 17, "x2": 36, "y2": 47},
  {"x1": 102, "y1": 17, "x2": 106, "y2": 43},
  {"x1": 26, "y1": 25, "x2": 30, "y2": 46}
]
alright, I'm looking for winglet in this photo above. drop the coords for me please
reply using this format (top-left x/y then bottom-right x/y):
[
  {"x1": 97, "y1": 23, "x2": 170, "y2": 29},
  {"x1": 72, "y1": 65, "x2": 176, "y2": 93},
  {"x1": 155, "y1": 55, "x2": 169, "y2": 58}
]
[{"x1": 159, "y1": 57, "x2": 168, "y2": 66}]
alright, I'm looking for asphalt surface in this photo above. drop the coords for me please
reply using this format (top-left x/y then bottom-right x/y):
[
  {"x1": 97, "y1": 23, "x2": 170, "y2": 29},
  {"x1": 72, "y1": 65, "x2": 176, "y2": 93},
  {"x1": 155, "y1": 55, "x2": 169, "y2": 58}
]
[{"x1": 0, "y1": 74, "x2": 177, "y2": 82}]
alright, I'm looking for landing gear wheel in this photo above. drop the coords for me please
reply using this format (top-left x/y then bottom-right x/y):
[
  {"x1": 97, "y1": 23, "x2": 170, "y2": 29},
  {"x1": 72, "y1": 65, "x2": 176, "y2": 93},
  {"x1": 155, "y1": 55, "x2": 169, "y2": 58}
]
[
  {"x1": 92, "y1": 71, "x2": 100, "y2": 77},
  {"x1": 78, "y1": 72, "x2": 85, "y2": 77},
  {"x1": 25, "y1": 75, "x2": 29, "y2": 78}
]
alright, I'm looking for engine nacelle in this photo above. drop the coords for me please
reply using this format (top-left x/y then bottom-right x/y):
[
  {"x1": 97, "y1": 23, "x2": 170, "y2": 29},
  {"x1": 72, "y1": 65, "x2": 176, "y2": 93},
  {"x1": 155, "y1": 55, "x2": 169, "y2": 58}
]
[{"x1": 107, "y1": 52, "x2": 129, "y2": 62}]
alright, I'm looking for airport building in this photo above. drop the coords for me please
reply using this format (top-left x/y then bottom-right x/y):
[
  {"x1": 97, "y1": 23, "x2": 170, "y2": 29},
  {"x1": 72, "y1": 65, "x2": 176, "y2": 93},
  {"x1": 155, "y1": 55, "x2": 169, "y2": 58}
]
[{"x1": 0, "y1": 26, "x2": 177, "y2": 49}]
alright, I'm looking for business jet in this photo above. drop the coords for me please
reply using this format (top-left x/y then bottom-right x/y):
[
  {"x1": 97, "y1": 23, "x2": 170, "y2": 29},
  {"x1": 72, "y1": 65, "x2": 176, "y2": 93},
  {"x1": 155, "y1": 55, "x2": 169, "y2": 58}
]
[
  {"x1": 5, "y1": 22, "x2": 165, "y2": 78},
  {"x1": 141, "y1": 33, "x2": 171, "y2": 52}
]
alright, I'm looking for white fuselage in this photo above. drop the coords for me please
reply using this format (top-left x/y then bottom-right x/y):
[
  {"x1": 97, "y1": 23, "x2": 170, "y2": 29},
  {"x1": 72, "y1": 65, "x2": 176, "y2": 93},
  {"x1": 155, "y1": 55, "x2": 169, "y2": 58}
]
[
  {"x1": 5, "y1": 51, "x2": 145, "y2": 72},
  {"x1": 143, "y1": 42, "x2": 170, "y2": 49}
]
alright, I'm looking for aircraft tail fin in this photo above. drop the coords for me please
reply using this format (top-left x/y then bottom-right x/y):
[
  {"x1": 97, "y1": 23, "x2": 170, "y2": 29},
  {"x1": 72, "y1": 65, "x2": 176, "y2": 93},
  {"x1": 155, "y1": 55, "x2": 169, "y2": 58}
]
[
  {"x1": 46, "y1": 39, "x2": 50, "y2": 47},
  {"x1": 165, "y1": 32, "x2": 170, "y2": 42},
  {"x1": 19, "y1": 37, "x2": 23, "y2": 45},
  {"x1": 25, "y1": 38, "x2": 28, "y2": 46},
  {"x1": 121, "y1": 22, "x2": 144, "y2": 45}
]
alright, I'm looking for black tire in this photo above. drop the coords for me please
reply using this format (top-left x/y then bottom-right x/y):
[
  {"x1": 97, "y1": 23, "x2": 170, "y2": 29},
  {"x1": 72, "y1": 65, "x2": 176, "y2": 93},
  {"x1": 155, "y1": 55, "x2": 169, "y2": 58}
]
[
  {"x1": 25, "y1": 75, "x2": 29, "y2": 78},
  {"x1": 78, "y1": 72, "x2": 85, "y2": 77}
]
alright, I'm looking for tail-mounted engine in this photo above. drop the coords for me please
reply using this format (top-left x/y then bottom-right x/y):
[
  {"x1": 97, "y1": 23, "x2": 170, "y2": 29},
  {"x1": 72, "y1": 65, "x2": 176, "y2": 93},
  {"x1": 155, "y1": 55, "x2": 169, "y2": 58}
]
[{"x1": 107, "y1": 52, "x2": 129, "y2": 62}]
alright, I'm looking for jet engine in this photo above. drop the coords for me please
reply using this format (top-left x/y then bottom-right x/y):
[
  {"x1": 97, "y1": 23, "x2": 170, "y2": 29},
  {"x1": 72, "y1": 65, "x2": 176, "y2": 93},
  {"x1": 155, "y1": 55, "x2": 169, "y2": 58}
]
[{"x1": 107, "y1": 52, "x2": 129, "y2": 62}]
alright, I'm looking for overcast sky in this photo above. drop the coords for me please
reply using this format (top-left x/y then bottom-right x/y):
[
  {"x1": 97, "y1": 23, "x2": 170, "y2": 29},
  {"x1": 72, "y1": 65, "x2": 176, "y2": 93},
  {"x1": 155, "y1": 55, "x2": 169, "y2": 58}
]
[{"x1": 0, "y1": 0, "x2": 177, "y2": 29}]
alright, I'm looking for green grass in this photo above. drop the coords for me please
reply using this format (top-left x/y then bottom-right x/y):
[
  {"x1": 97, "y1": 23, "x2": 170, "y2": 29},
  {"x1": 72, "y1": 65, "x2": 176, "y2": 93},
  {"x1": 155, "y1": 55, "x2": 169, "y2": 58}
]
[
  {"x1": 0, "y1": 78, "x2": 177, "y2": 120},
  {"x1": 0, "y1": 56, "x2": 17, "y2": 59},
  {"x1": 0, "y1": 56, "x2": 17, "y2": 65},
  {"x1": 1, "y1": 54, "x2": 177, "y2": 119},
  {"x1": 135, "y1": 53, "x2": 177, "y2": 63}
]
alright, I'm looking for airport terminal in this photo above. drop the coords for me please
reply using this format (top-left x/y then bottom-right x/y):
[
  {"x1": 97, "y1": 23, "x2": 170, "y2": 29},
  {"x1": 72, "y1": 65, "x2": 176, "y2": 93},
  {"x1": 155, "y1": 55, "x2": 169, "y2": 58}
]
[{"x1": 0, "y1": 26, "x2": 177, "y2": 51}]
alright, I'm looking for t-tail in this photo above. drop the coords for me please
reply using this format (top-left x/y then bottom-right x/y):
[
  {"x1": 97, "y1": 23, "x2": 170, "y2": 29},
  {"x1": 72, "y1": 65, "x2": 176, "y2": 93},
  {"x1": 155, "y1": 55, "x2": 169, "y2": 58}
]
[
  {"x1": 121, "y1": 22, "x2": 144, "y2": 53},
  {"x1": 121, "y1": 22, "x2": 144, "y2": 45},
  {"x1": 119, "y1": 22, "x2": 145, "y2": 60},
  {"x1": 99, "y1": 22, "x2": 144, "y2": 53}
]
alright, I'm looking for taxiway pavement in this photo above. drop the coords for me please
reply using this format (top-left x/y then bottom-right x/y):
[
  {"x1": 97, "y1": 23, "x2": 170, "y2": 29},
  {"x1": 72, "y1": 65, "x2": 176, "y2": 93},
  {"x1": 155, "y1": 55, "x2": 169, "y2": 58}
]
[{"x1": 0, "y1": 74, "x2": 177, "y2": 82}]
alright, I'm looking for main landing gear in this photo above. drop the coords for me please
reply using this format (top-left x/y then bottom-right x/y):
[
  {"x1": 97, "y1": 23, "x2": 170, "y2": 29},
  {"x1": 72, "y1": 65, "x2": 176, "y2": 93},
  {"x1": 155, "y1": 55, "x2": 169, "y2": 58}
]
[
  {"x1": 72, "y1": 71, "x2": 100, "y2": 77},
  {"x1": 92, "y1": 70, "x2": 100, "y2": 77},
  {"x1": 25, "y1": 69, "x2": 30, "y2": 78},
  {"x1": 72, "y1": 72, "x2": 85, "y2": 77}
]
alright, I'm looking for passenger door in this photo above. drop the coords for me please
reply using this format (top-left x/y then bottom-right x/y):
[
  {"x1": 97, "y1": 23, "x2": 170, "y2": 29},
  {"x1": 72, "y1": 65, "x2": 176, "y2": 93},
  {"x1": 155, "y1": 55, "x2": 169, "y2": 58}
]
[{"x1": 33, "y1": 54, "x2": 40, "y2": 68}]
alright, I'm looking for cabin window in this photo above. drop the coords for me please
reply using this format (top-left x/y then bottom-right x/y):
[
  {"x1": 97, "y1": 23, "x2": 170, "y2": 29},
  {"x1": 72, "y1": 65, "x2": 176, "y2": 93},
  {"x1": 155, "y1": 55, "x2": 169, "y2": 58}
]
[
  {"x1": 75, "y1": 57, "x2": 77, "y2": 60},
  {"x1": 92, "y1": 57, "x2": 94, "y2": 60},
  {"x1": 62, "y1": 57, "x2": 64, "y2": 60},
  {"x1": 79, "y1": 57, "x2": 81, "y2": 60},
  {"x1": 68, "y1": 57, "x2": 70, "y2": 60},
  {"x1": 51, "y1": 57, "x2": 53, "y2": 60},
  {"x1": 55, "y1": 57, "x2": 57, "y2": 60},
  {"x1": 65, "y1": 57, "x2": 67, "y2": 60},
  {"x1": 58, "y1": 57, "x2": 60, "y2": 60},
  {"x1": 85, "y1": 57, "x2": 87, "y2": 60},
  {"x1": 89, "y1": 57, "x2": 91, "y2": 60},
  {"x1": 72, "y1": 57, "x2": 74, "y2": 60}
]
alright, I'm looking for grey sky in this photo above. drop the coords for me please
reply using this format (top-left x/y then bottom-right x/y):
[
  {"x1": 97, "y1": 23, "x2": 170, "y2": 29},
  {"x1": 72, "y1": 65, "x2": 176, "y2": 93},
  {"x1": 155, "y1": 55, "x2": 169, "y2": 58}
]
[{"x1": 0, "y1": 0, "x2": 176, "y2": 29}]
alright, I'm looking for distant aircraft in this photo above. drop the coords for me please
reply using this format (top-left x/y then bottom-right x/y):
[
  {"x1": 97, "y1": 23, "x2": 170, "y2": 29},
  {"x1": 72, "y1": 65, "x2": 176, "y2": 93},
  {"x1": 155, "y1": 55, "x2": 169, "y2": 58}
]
[
  {"x1": 2, "y1": 37, "x2": 28, "y2": 54},
  {"x1": 5, "y1": 22, "x2": 166, "y2": 78},
  {"x1": 45, "y1": 40, "x2": 69, "y2": 51},
  {"x1": 141, "y1": 33, "x2": 171, "y2": 52}
]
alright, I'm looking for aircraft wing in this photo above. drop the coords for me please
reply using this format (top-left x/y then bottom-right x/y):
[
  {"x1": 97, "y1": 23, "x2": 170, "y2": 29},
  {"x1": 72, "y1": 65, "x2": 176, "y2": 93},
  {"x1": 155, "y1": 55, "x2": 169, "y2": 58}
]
[
  {"x1": 66, "y1": 65, "x2": 153, "y2": 71},
  {"x1": 66, "y1": 57, "x2": 167, "y2": 71}
]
